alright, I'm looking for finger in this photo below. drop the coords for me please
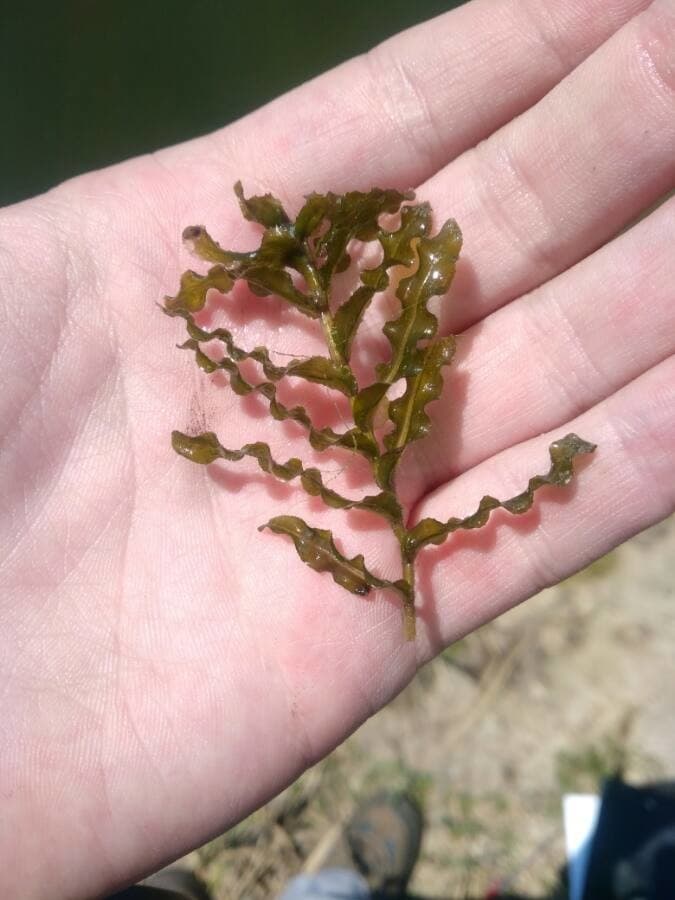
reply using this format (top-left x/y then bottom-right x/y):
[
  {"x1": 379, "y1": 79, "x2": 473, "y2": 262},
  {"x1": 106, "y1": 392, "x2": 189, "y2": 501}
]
[
  {"x1": 411, "y1": 354, "x2": 675, "y2": 659},
  {"x1": 155, "y1": 0, "x2": 649, "y2": 199},
  {"x1": 425, "y1": 0, "x2": 675, "y2": 334},
  {"x1": 402, "y1": 195, "x2": 675, "y2": 499}
]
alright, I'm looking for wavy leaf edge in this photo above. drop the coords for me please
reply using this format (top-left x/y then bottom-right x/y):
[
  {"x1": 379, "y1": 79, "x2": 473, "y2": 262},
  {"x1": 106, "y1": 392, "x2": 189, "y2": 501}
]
[{"x1": 164, "y1": 183, "x2": 597, "y2": 640}]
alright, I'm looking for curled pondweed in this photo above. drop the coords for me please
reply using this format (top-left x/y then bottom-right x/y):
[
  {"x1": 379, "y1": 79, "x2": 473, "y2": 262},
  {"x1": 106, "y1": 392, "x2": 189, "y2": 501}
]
[{"x1": 164, "y1": 184, "x2": 596, "y2": 639}]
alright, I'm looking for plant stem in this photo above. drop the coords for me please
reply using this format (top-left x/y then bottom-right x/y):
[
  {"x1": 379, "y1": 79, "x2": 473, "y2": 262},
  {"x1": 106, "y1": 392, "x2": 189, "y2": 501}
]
[
  {"x1": 320, "y1": 311, "x2": 344, "y2": 367},
  {"x1": 303, "y1": 243, "x2": 417, "y2": 639},
  {"x1": 393, "y1": 523, "x2": 416, "y2": 640},
  {"x1": 403, "y1": 598, "x2": 416, "y2": 640},
  {"x1": 401, "y1": 560, "x2": 416, "y2": 641},
  {"x1": 297, "y1": 251, "x2": 346, "y2": 369}
]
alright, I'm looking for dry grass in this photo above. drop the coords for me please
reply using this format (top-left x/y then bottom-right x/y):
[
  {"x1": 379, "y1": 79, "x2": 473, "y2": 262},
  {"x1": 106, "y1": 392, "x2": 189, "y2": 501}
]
[{"x1": 183, "y1": 517, "x2": 674, "y2": 899}]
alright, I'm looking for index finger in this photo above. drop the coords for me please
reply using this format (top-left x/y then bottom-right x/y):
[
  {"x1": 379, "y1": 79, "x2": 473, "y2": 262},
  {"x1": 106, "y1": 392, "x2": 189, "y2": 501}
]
[{"x1": 157, "y1": 0, "x2": 650, "y2": 201}]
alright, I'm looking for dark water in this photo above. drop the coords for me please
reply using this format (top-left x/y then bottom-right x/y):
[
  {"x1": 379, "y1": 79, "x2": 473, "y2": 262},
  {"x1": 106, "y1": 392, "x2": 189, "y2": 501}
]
[{"x1": 1, "y1": 0, "x2": 464, "y2": 206}]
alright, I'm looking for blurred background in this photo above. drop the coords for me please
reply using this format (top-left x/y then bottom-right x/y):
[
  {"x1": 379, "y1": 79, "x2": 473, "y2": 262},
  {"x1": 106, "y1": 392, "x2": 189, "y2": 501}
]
[
  {"x1": 4, "y1": 3, "x2": 674, "y2": 898},
  {"x1": 1, "y1": 0, "x2": 460, "y2": 206}
]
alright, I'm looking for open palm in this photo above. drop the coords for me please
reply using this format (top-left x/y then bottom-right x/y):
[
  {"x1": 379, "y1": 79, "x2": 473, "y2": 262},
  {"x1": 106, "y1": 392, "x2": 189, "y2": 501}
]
[{"x1": 1, "y1": 1, "x2": 673, "y2": 897}]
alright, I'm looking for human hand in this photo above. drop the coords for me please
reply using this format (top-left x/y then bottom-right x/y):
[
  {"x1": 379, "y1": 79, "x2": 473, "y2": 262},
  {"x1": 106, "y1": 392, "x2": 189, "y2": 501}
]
[{"x1": 1, "y1": 0, "x2": 673, "y2": 896}]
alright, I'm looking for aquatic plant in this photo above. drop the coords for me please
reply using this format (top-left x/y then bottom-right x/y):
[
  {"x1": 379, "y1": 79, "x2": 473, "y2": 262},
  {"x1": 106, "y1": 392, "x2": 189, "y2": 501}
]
[{"x1": 163, "y1": 184, "x2": 595, "y2": 639}]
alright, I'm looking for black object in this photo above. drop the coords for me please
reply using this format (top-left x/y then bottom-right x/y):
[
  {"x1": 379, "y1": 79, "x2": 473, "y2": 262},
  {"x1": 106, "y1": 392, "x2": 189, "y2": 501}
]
[{"x1": 583, "y1": 778, "x2": 675, "y2": 899}]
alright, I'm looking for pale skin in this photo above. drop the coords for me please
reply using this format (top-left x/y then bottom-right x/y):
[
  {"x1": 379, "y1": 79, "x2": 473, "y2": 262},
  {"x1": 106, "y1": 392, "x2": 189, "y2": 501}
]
[{"x1": 1, "y1": 0, "x2": 674, "y2": 896}]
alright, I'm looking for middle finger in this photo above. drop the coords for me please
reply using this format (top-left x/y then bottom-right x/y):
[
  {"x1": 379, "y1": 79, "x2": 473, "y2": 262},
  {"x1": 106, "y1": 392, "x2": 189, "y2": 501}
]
[
  {"x1": 400, "y1": 194, "x2": 675, "y2": 503},
  {"x1": 425, "y1": 0, "x2": 675, "y2": 335}
]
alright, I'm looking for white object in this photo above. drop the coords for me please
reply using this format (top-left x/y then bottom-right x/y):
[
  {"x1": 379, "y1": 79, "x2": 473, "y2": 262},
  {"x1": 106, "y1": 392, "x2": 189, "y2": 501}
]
[{"x1": 563, "y1": 793, "x2": 601, "y2": 900}]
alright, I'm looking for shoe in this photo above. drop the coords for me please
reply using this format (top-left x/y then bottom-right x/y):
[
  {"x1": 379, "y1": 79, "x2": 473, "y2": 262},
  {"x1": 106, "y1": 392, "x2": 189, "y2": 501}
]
[
  {"x1": 134, "y1": 864, "x2": 210, "y2": 900},
  {"x1": 336, "y1": 792, "x2": 423, "y2": 897}
]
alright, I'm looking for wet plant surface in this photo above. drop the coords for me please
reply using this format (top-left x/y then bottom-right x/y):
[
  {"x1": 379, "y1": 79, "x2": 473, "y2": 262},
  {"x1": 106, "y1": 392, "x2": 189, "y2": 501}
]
[{"x1": 164, "y1": 185, "x2": 596, "y2": 638}]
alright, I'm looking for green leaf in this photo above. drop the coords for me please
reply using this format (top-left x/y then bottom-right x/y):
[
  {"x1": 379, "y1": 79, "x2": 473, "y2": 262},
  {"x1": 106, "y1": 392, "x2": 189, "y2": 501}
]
[
  {"x1": 300, "y1": 468, "x2": 402, "y2": 522},
  {"x1": 243, "y1": 267, "x2": 319, "y2": 316},
  {"x1": 227, "y1": 230, "x2": 318, "y2": 316},
  {"x1": 179, "y1": 314, "x2": 355, "y2": 394},
  {"x1": 178, "y1": 223, "x2": 319, "y2": 318},
  {"x1": 284, "y1": 357, "x2": 357, "y2": 397},
  {"x1": 332, "y1": 285, "x2": 376, "y2": 360},
  {"x1": 384, "y1": 336, "x2": 456, "y2": 451},
  {"x1": 259, "y1": 515, "x2": 390, "y2": 595},
  {"x1": 163, "y1": 266, "x2": 233, "y2": 315},
  {"x1": 332, "y1": 201, "x2": 432, "y2": 360},
  {"x1": 308, "y1": 426, "x2": 378, "y2": 459},
  {"x1": 352, "y1": 336, "x2": 457, "y2": 491},
  {"x1": 182, "y1": 317, "x2": 287, "y2": 379},
  {"x1": 405, "y1": 434, "x2": 597, "y2": 557},
  {"x1": 234, "y1": 181, "x2": 290, "y2": 228},
  {"x1": 294, "y1": 193, "x2": 332, "y2": 241},
  {"x1": 171, "y1": 432, "x2": 400, "y2": 522},
  {"x1": 374, "y1": 449, "x2": 403, "y2": 493},
  {"x1": 176, "y1": 324, "x2": 377, "y2": 459},
  {"x1": 377, "y1": 217, "x2": 462, "y2": 383},
  {"x1": 164, "y1": 184, "x2": 596, "y2": 642},
  {"x1": 377, "y1": 202, "x2": 432, "y2": 268},
  {"x1": 352, "y1": 382, "x2": 390, "y2": 432},
  {"x1": 182, "y1": 226, "x2": 234, "y2": 265},
  {"x1": 170, "y1": 430, "x2": 223, "y2": 465},
  {"x1": 308, "y1": 188, "x2": 413, "y2": 287}
]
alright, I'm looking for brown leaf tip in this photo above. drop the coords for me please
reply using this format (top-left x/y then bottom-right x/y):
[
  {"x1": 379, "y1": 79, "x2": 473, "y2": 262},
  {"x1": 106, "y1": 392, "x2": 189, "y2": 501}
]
[{"x1": 182, "y1": 225, "x2": 206, "y2": 248}]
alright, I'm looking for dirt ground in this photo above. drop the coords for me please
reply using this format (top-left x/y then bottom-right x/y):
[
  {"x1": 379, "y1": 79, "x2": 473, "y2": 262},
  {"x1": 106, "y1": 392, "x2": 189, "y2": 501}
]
[{"x1": 183, "y1": 516, "x2": 674, "y2": 899}]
